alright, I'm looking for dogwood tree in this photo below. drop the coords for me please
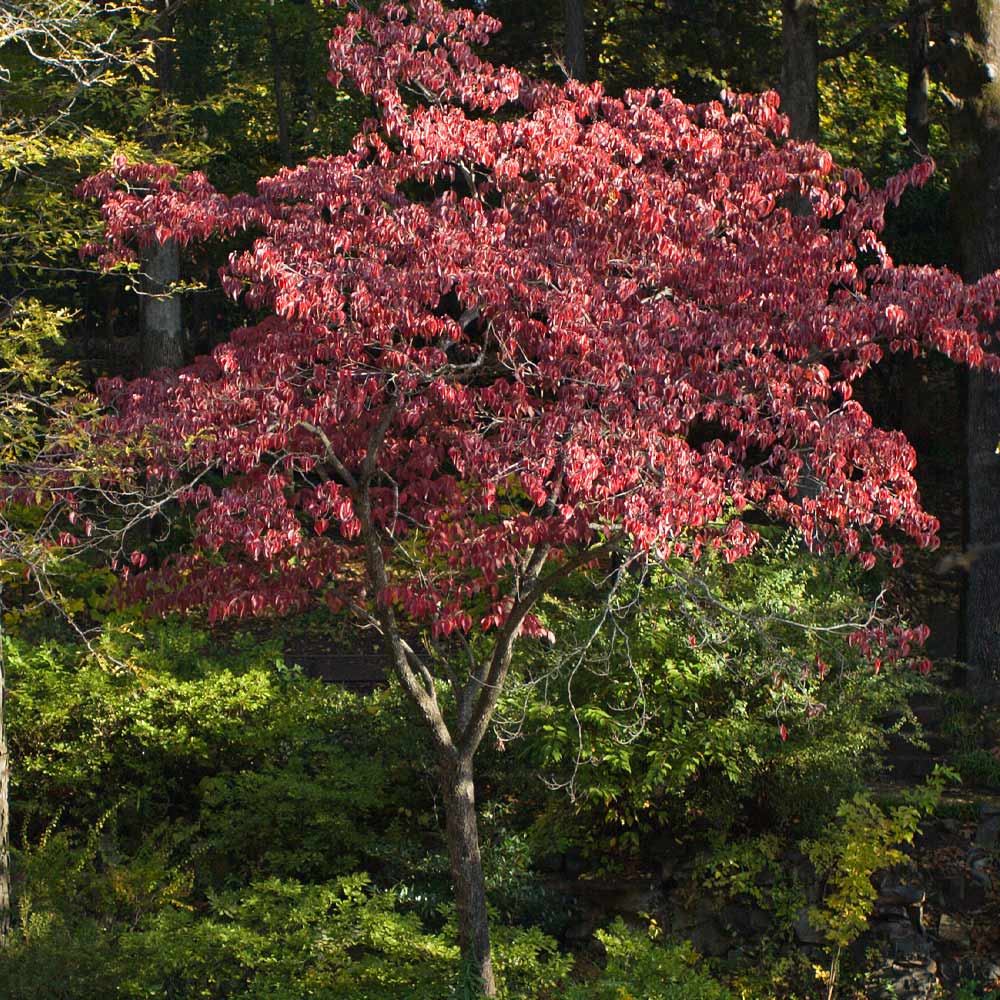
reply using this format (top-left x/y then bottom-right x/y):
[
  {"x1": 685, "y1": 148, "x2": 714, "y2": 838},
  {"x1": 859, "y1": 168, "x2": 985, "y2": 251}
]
[{"x1": 79, "y1": 1, "x2": 1000, "y2": 990}]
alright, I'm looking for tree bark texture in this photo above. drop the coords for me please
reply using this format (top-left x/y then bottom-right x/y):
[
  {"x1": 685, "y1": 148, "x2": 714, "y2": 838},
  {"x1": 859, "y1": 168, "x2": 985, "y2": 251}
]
[
  {"x1": 268, "y1": 11, "x2": 292, "y2": 166},
  {"x1": 949, "y1": 1, "x2": 1000, "y2": 698},
  {"x1": 780, "y1": 0, "x2": 820, "y2": 141},
  {"x1": 441, "y1": 752, "x2": 496, "y2": 996},
  {"x1": 564, "y1": 0, "x2": 588, "y2": 82},
  {"x1": 139, "y1": 237, "x2": 184, "y2": 374},
  {"x1": 0, "y1": 591, "x2": 10, "y2": 948},
  {"x1": 906, "y1": 0, "x2": 930, "y2": 152},
  {"x1": 138, "y1": 0, "x2": 185, "y2": 374}
]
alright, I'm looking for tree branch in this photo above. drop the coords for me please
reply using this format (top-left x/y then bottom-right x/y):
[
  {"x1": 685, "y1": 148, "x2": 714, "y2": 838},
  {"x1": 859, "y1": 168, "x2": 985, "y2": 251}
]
[
  {"x1": 457, "y1": 537, "x2": 622, "y2": 756},
  {"x1": 298, "y1": 421, "x2": 358, "y2": 492},
  {"x1": 818, "y1": 0, "x2": 938, "y2": 64}
]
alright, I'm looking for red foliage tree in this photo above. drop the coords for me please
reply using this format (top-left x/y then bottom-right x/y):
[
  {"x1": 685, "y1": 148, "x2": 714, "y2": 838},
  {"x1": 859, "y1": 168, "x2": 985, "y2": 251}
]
[{"x1": 80, "y1": 1, "x2": 1000, "y2": 990}]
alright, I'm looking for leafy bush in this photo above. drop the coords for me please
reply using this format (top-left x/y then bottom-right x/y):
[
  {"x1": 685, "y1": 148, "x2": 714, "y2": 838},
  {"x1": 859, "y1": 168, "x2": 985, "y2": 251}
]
[
  {"x1": 563, "y1": 919, "x2": 733, "y2": 1000},
  {"x1": 802, "y1": 767, "x2": 954, "y2": 949},
  {"x1": 511, "y1": 532, "x2": 924, "y2": 855},
  {"x1": 5, "y1": 617, "x2": 440, "y2": 882},
  {"x1": 0, "y1": 872, "x2": 574, "y2": 1000},
  {"x1": 950, "y1": 749, "x2": 1000, "y2": 789}
]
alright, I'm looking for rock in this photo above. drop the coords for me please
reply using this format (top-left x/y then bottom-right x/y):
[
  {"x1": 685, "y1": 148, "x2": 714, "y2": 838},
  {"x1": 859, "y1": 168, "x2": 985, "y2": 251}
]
[
  {"x1": 878, "y1": 884, "x2": 926, "y2": 908},
  {"x1": 937, "y1": 913, "x2": 970, "y2": 948},
  {"x1": 867, "y1": 961, "x2": 940, "y2": 1000},
  {"x1": 792, "y1": 908, "x2": 826, "y2": 945},
  {"x1": 940, "y1": 956, "x2": 1000, "y2": 985},
  {"x1": 938, "y1": 958, "x2": 960, "y2": 984},
  {"x1": 890, "y1": 928, "x2": 931, "y2": 962},
  {"x1": 659, "y1": 855, "x2": 679, "y2": 884},
  {"x1": 967, "y1": 847, "x2": 993, "y2": 889},
  {"x1": 971, "y1": 957, "x2": 1000, "y2": 984},
  {"x1": 687, "y1": 919, "x2": 729, "y2": 958},
  {"x1": 937, "y1": 872, "x2": 967, "y2": 910},
  {"x1": 975, "y1": 812, "x2": 1000, "y2": 850},
  {"x1": 670, "y1": 893, "x2": 717, "y2": 931},
  {"x1": 720, "y1": 902, "x2": 771, "y2": 936}
]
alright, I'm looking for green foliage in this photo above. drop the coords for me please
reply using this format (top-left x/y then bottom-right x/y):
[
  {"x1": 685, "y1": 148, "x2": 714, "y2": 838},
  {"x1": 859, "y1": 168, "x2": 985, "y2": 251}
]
[
  {"x1": 0, "y1": 871, "x2": 573, "y2": 1000},
  {"x1": 950, "y1": 749, "x2": 1000, "y2": 789},
  {"x1": 698, "y1": 833, "x2": 805, "y2": 934},
  {"x1": 801, "y1": 767, "x2": 955, "y2": 949},
  {"x1": 514, "y1": 532, "x2": 922, "y2": 854},
  {"x1": 169, "y1": 0, "x2": 364, "y2": 190},
  {"x1": 562, "y1": 919, "x2": 733, "y2": 1000},
  {"x1": 4, "y1": 617, "x2": 438, "y2": 882}
]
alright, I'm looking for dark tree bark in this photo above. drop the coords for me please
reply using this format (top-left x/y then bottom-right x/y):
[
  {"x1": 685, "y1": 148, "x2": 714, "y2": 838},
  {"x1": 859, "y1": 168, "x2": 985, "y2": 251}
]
[
  {"x1": 906, "y1": 0, "x2": 931, "y2": 151},
  {"x1": 441, "y1": 751, "x2": 495, "y2": 994},
  {"x1": 139, "y1": 237, "x2": 184, "y2": 373},
  {"x1": 0, "y1": 589, "x2": 9, "y2": 949},
  {"x1": 267, "y1": 11, "x2": 292, "y2": 166},
  {"x1": 948, "y1": 1, "x2": 1000, "y2": 698},
  {"x1": 780, "y1": 0, "x2": 820, "y2": 141},
  {"x1": 564, "y1": 0, "x2": 588, "y2": 81}
]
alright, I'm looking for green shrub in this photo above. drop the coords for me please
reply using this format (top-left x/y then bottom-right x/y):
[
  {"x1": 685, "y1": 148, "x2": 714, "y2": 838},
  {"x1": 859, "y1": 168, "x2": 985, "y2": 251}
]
[
  {"x1": 803, "y1": 768, "x2": 953, "y2": 949},
  {"x1": 951, "y1": 749, "x2": 1000, "y2": 789},
  {"x1": 0, "y1": 872, "x2": 573, "y2": 1000},
  {"x1": 563, "y1": 919, "x2": 733, "y2": 1000},
  {"x1": 512, "y1": 531, "x2": 924, "y2": 855},
  {"x1": 5, "y1": 617, "x2": 441, "y2": 883}
]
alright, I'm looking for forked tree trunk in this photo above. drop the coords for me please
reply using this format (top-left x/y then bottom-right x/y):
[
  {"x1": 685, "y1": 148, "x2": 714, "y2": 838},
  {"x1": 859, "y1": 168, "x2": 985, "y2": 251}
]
[
  {"x1": 441, "y1": 751, "x2": 496, "y2": 996},
  {"x1": 780, "y1": 0, "x2": 820, "y2": 141}
]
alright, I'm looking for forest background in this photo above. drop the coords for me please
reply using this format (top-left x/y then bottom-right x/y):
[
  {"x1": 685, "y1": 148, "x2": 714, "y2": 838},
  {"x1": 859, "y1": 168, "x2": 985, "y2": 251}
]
[{"x1": 3, "y1": 1, "x2": 1000, "y2": 998}]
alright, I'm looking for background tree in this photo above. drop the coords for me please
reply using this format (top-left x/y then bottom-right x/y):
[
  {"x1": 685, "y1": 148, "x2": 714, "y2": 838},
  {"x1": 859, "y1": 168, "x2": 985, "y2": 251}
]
[
  {"x1": 563, "y1": 0, "x2": 587, "y2": 80},
  {"x1": 945, "y1": 0, "x2": 1000, "y2": 701},
  {"x1": 781, "y1": 0, "x2": 819, "y2": 140}
]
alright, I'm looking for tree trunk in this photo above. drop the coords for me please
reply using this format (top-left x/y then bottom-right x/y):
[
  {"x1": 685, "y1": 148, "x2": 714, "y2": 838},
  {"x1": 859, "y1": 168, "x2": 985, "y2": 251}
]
[
  {"x1": 139, "y1": 0, "x2": 184, "y2": 374},
  {"x1": 906, "y1": 0, "x2": 930, "y2": 152},
  {"x1": 780, "y1": 0, "x2": 820, "y2": 141},
  {"x1": 949, "y1": 0, "x2": 1000, "y2": 699},
  {"x1": 441, "y1": 751, "x2": 496, "y2": 996},
  {"x1": 564, "y1": 0, "x2": 588, "y2": 82},
  {"x1": 267, "y1": 11, "x2": 292, "y2": 166},
  {"x1": 0, "y1": 589, "x2": 10, "y2": 948},
  {"x1": 139, "y1": 237, "x2": 184, "y2": 373}
]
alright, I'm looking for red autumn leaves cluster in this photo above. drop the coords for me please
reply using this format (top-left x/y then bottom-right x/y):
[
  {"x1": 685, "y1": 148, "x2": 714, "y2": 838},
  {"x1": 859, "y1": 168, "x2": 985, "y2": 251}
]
[{"x1": 77, "y1": 0, "x2": 1000, "y2": 663}]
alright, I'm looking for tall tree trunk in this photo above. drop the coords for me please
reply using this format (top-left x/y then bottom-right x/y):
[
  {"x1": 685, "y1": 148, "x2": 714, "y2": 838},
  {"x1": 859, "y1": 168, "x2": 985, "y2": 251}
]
[
  {"x1": 564, "y1": 0, "x2": 588, "y2": 82},
  {"x1": 0, "y1": 588, "x2": 10, "y2": 948},
  {"x1": 139, "y1": 237, "x2": 184, "y2": 373},
  {"x1": 139, "y1": 0, "x2": 184, "y2": 373},
  {"x1": 906, "y1": 0, "x2": 931, "y2": 152},
  {"x1": 780, "y1": 0, "x2": 820, "y2": 141},
  {"x1": 949, "y1": 1, "x2": 1000, "y2": 699},
  {"x1": 267, "y1": 11, "x2": 292, "y2": 166},
  {"x1": 441, "y1": 751, "x2": 496, "y2": 996}
]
